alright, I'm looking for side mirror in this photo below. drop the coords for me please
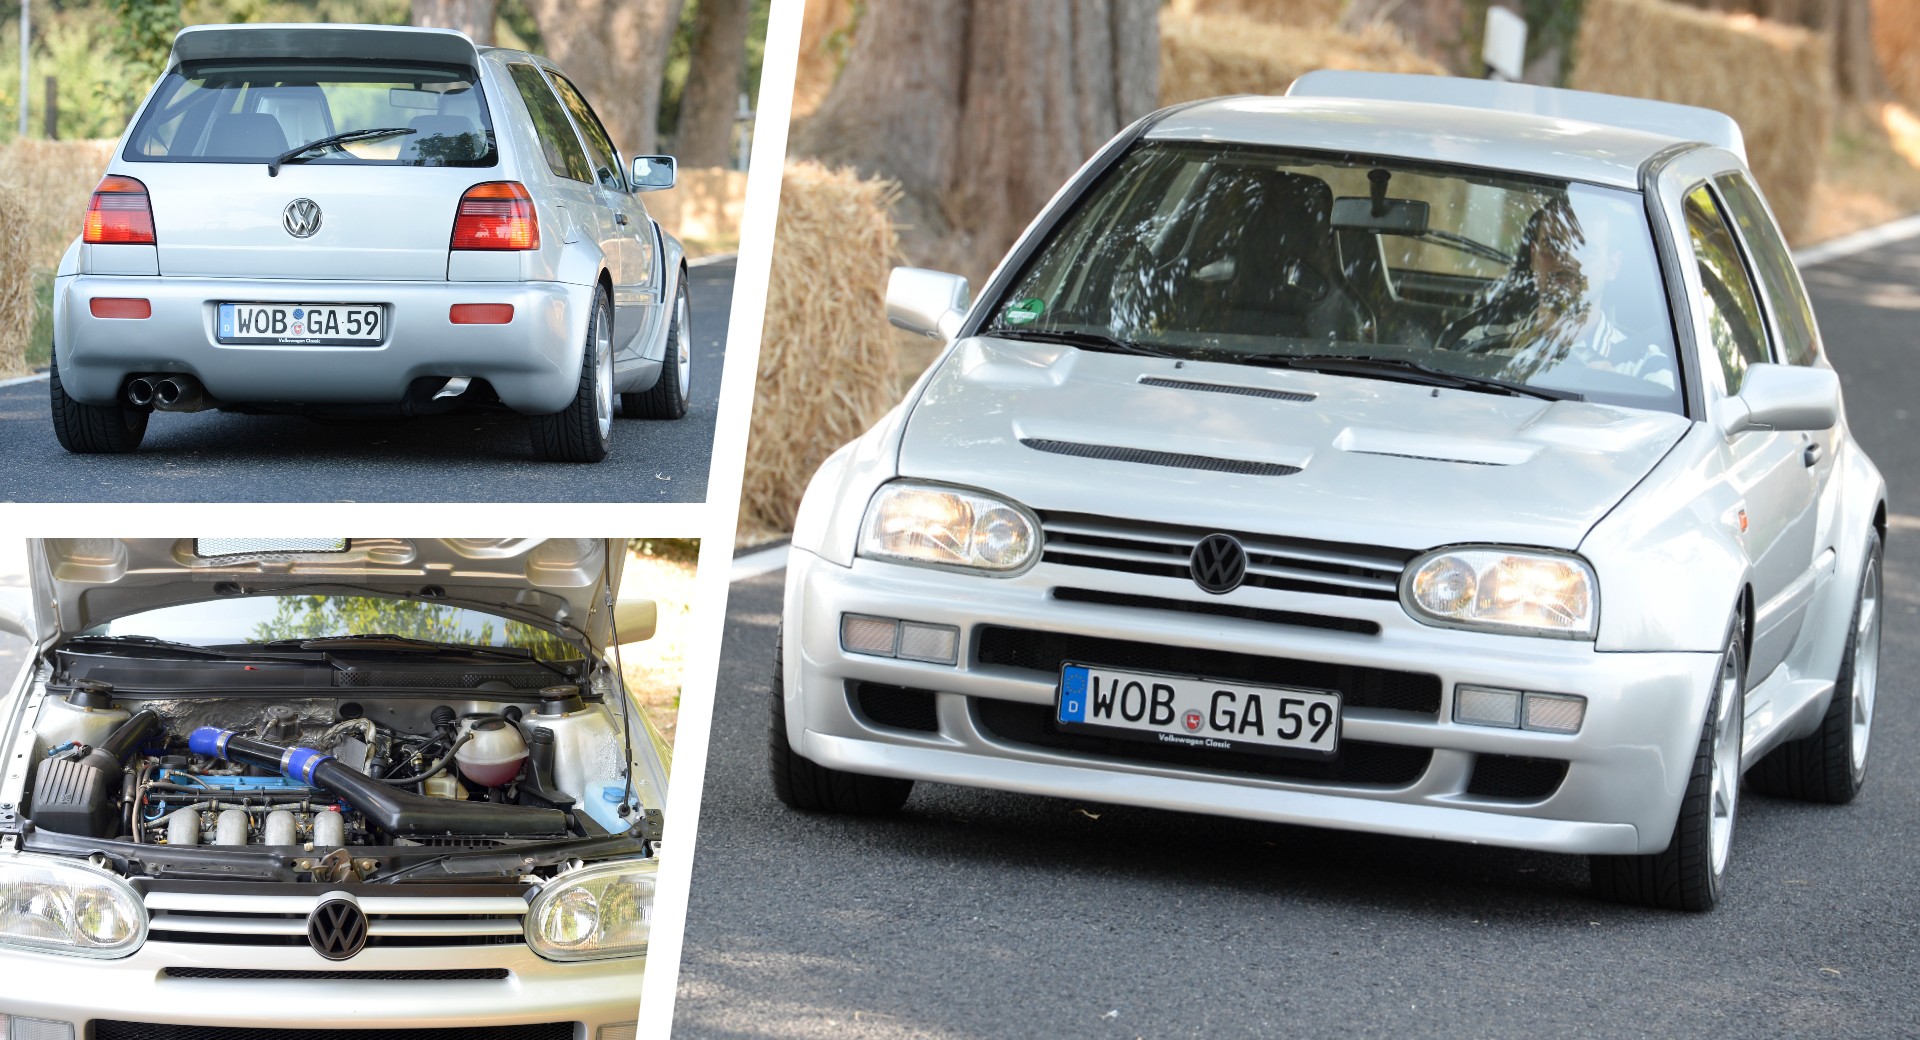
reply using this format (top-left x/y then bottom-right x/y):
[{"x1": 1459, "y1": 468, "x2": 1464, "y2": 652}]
[
  {"x1": 1722, "y1": 363, "x2": 1840, "y2": 435},
  {"x1": 0, "y1": 586, "x2": 33, "y2": 640},
  {"x1": 630, "y1": 155, "x2": 677, "y2": 192},
  {"x1": 613, "y1": 598, "x2": 657, "y2": 642},
  {"x1": 887, "y1": 267, "x2": 970, "y2": 341}
]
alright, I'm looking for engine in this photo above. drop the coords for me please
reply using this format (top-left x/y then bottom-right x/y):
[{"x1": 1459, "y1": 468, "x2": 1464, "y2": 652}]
[{"x1": 21, "y1": 684, "x2": 639, "y2": 849}]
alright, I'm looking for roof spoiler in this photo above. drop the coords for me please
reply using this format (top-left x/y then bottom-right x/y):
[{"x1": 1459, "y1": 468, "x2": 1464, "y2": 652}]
[
  {"x1": 169, "y1": 23, "x2": 482, "y2": 70},
  {"x1": 1287, "y1": 70, "x2": 1746, "y2": 162}
]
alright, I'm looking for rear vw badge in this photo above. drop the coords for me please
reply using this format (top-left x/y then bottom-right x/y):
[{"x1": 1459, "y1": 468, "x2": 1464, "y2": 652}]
[
  {"x1": 283, "y1": 198, "x2": 323, "y2": 238},
  {"x1": 1190, "y1": 533, "x2": 1247, "y2": 595},
  {"x1": 307, "y1": 895, "x2": 368, "y2": 960}
]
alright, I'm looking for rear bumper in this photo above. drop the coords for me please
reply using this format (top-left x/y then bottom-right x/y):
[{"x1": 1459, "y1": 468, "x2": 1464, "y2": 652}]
[{"x1": 54, "y1": 275, "x2": 594, "y2": 415}]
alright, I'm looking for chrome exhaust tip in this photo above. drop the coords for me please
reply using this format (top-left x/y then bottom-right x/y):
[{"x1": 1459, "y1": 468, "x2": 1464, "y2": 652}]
[
  {"x1": 154, "y1": 375, "x2": 207, "y2": 412},
  {"x1": 125, "y1": 377, "x2": 155, "y2": 408}
]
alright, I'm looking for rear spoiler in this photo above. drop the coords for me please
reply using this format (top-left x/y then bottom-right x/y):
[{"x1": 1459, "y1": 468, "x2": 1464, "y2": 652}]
[
  {"x1": 1288, "y1": 70, "x2": 1746, "y2": 162},
  {"x1": 169, "y1": 23, "x2": 482, "y2": 70}
]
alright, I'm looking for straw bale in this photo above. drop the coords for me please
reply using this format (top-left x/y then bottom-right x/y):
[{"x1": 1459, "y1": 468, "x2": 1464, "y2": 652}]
[
  {"x1": 1571, "y1": 0, "x2": 1832, "y2": 240},
  {"x1": 739, "y1": 160, "x2": 900, "y2": 541},
  {"x1": 646, "y1": 166, "x2": 749, "y2": 257},
  {"x1": 1873, "y1": 0, "x2": 1920, "y2": 109},
  {"x1": 0, "y1": 139, "x2": 115, "y2": 274},
  {"x1": 0, "y1": 181, "x2": 33, "y2": 374},
  {"x1": 1160, "y1": 13, "x2": 1444, "y2": 106},
  {"x1": 1166, "y1": 0, "x2": 1345, "y2": 25}
]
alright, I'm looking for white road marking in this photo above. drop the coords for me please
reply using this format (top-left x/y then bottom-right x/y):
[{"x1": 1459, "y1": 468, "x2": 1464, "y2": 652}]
[
  {"x1": 731, "y1": 543, "x2": 790, "y2": 582},
  {"x1": 1794, "y1": 214, "x2": 1920, "y2": 268},
  {"x1": 0, "y1": 372, "x2": 48, "y2": 388}
]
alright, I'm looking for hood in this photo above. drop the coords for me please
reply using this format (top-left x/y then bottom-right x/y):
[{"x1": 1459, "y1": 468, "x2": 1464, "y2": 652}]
[
  {"x1": 897, "y1": 339, "x2": 1692, "y2": 553},
  {"x1": 23, "y1": 538, "x2": 624, "y2": 650}
]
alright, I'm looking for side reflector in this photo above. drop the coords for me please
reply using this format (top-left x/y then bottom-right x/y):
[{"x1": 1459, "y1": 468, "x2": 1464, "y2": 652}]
[
  {"x1": 452, "y1": 181, "x2": 539, "y2": 251},
  {"x1": 450, "y1": 304, "x2": 514, "y2": 325},
  {"x1": 83, "y1": 175, "x2": 156, "y2": 245},
  {"x1": 88, "y1": 298, "x2": 151, "y2": 319}
]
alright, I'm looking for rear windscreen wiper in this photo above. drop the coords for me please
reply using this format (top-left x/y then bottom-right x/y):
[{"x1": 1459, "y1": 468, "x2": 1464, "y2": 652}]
[
  {"x1": 985, "y1": 327, "x2": 1177, "y2": 359},
  {"x1": 269, "y1": 127, "x2": 416, "y2": 176},
  {"x1": 1238, "y1": 353, "x2": 1584, "y2": 402}
]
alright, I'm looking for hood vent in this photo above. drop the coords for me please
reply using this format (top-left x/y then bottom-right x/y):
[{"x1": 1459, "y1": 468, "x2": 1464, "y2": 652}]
[
  {"x1": 1351, "y1": 450, "x2": 1509, "y2": 467},
  {"x1": 1138, "y1": 376, "x2": 1315, "y2": 403},
  {"x1": 1019, "y1": 438, "x2": 1301, "y2": 477}
]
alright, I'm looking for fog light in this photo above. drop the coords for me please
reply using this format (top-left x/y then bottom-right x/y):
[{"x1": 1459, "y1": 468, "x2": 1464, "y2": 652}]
[
  {"x1": 841, "y1": 614, "x2": 898, "y2": 657},
  {"x1": 4, "y1": 1017, "x2": 76, "y2": 1040},
  {"x1": 1524, "y1": 692, "x2": 1586, "y2": 733},
  {"x1": 596, "y1": 1025, "x2": 638, "y2": 1040},
  {"x1": 897, "y1": 622, "x2": 959, "y2": 665},
  {"x1": 1455, "y1": 685, "x2": 1521, "y2": 728}
]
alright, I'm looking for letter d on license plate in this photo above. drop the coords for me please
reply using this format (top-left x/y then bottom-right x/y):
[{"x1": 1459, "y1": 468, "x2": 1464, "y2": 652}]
[{"x1": 1057, "y1": 663, "x2": 1340, "y2": 758}]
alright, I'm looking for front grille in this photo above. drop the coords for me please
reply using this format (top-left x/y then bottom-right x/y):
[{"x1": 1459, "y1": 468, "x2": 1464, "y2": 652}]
[
  {"x1": 1467, "y1": 755, "x2": 1569, "y2": 799},
  {"x1": 94, "y1": 1024, "x2": 572, "y2": 1040},
  {"x1": 975, "y1": 626, "x2": 1441, "y2": 717},
  {"x1": 1020, "y1": 438, "x2": 1302, "y2": 477},
  {"x1": 975, "y1": 699, "x2": 1431, "y2": 786},
  {"x1": 848, "y1": 681, "x2": 940, "y2": 732},
  {"x1": 142, "y1": 882, "x2": 529, "y2": 950},
  {"x1": 1039, "y1": 512, "x2": 1413, "y2": 600},
  {"x1": 162, "y1": 967, "x2": 510, "y2": 982},
  {"x1": 1051, "y1": 587, "x2": 1379, "y2": 635}
]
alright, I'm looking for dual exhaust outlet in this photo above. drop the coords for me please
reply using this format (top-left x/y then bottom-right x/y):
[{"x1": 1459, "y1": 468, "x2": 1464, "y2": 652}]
[{"x1": 125, "y1": 373, "x2": 209, "y2": 412}]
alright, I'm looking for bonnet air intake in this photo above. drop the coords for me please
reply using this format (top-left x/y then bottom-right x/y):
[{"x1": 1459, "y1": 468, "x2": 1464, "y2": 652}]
[{"x1": 189, "y1": 727, "x2": 568, "y2": 837}]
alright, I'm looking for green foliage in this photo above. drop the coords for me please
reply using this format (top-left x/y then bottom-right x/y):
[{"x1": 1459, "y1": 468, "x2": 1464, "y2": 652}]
[
  {"x1": 249, "y1": 595, "x2": 581, "y2": 662},
  {"x1": 628, "y1": 538, "x2": 700, "y2": 567},
  {"x1": 656, "y1": 0, "x2": 771, "y2": 151}
]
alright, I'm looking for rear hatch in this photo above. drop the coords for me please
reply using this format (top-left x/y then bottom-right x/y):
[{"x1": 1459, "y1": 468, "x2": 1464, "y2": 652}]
[{"x1": 121, "y1": 25, "x2": 499, "y2": 281}]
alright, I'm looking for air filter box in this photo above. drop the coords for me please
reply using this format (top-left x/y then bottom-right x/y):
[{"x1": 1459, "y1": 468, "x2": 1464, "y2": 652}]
[{"x1": 28, "y1": 751, "x2": 122, "y2": 838}]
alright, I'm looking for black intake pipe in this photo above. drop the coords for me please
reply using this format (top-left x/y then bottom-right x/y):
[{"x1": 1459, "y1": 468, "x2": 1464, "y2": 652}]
[
  {"x1": 29, "y1": 709, "x2": 162, "y2": 838},
  {"x1": 189, "y1": 727, "x2": 568, "y2": 837}
]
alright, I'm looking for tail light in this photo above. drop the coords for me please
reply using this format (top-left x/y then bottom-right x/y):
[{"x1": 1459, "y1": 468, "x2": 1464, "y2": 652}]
[
  {"x1": 452, "y1": 181, "x2": 539, "y2": 250},
  {"x1": 84, "y1": 176, "x2": 156, "y2": 245}
]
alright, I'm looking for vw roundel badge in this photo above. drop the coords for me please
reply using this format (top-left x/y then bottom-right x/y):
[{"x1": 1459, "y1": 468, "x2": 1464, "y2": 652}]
[
  {"x1": 307, "y1": 895, "x2": 368, "y2": 960},
  {"x1": 1190, "y1": 533, "x2": 1248, "y2": 595},
  {"x1": 283, "y1": 198, "x2": 323, "y2": 238}
]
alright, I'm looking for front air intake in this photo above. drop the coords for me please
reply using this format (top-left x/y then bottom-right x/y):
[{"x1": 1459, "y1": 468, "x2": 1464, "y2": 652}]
[{"x1": 1019, "y1": 438, "x2": 1301, "y2": 477}]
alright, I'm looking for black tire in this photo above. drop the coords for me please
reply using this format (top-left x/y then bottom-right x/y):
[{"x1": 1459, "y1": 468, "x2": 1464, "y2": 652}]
[
  {"x1": 529, "y1": 290, "x2": 613, "y2": 463},
  {"x1": 49, "y1": 354, "x2": 147, "y2": 454},
  {"x1": 622, "y1": 271, "x2": 690, "y2": 420},
  {"x1": 768, "y1": 626, "x2": 913, "y2": 815},
  {"x1": 1749, "y1": 530, "x2": 1882, "y2": 804},
  {"x1": 1591, "y1": 612, "x2": 1745, "y2": 912}
]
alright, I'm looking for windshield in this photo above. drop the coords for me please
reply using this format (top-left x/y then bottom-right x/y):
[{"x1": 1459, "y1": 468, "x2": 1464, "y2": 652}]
[
  {"x1": 984, "y1": 142, "x2": 1683, "y2": 413},
  {"x1": 77, "y1": 595, "x2": 581, "y2": 663},
  {"x1": 124, "y1": 62, "x2": 497, "y2": 168}
]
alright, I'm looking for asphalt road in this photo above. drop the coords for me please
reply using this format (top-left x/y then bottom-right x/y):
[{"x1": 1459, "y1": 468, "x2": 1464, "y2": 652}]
[
  {"x1": 672, "y1": 239, "x2": 1920, "y2": 1039},
  {"x1": 0, "y1": 260, "x2": 733, "y2": 503}
]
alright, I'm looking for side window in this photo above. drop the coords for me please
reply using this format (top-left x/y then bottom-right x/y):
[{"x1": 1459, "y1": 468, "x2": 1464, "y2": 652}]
[
  {"x1": 1715, "y1": 173, "x2": 1819, "y2": 366},
  {"x1": 507, "y1": 63, "x2": 591, "y2": 183},
  {"x1": 547, "y1": 73, "x2": 626, "y2": 192},
  {"x1": 1682, "y1": 184, "x2": 1770, "y2": 396}
]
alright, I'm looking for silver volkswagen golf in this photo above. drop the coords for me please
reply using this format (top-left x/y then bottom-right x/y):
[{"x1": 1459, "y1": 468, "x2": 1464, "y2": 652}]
[
  {"x1": 770, "y1": 73, "x2": 1887, "y2": 911},
  {"x1": 49, "y1": 23, "x2": 691, "y2": 463}
]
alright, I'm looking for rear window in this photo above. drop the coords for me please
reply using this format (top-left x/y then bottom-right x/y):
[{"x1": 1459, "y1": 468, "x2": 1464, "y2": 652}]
[{"x1": 123, "y1": 61, "x2": 497, "y2": 168}]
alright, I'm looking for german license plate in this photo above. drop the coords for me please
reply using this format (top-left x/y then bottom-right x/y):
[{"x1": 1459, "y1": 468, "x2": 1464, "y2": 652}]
[
  {"x1": 1056, "y1": 662, "x2": 1340, "y2": 757},
  {"x1": 217, "y1": 303, "x2": 384, "y2": 345}
]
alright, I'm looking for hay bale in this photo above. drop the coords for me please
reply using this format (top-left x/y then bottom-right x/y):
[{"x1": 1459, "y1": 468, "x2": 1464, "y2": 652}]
[
  {"x1": 1166, "y1": 0, "x2": 1345, "y2": 25},
  {"x1": 0, "y1": 180, "x2": 33, "y2": 375},
  {"x1": 646, "y1": 166, "x2": 749, "y2": 257},
  {"x1": 1873, "y1": 0, "x2": 1920, "y2": 109},
  {"x1": 739, "y1": 161, "x2": 900, "y2": 542},
  {"x1": 0, "y1": 139, "x2": 115, "y2": 274},
  {"x1": 1571, "y1": 0, "x2": 1832, "y2": 241},
  {"x1": 1159, "y1": 13, "x2": 1444, "y2": 106}
]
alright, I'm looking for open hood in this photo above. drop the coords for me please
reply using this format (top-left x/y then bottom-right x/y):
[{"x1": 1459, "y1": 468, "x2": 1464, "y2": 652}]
[{"x1": 21, "y1": 539, "x2": 626, "y2": 651}]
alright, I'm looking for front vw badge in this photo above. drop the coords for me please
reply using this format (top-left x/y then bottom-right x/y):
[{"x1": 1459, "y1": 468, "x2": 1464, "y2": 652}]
[
  {"x1": 283, "y1": 198, "x2": 323, "y2": 238},
  {"x1": 1190, "y1": 534, "x2": 1247, "y2": 595},
  {"x1": 307, "y1": 895, "x2": 368, "y2": 960}
]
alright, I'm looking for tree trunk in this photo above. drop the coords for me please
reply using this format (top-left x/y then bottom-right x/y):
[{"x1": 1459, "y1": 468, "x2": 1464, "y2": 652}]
[
  {"x1": 411, "y1": 0, "x2": 499, "y2": 45},
  {"x1": 525, "y1": 0, "x2": 688, "y2": 157},
  {"x1": 676, "y1": 0, "x2": 753, "y2": 168},
  {"x1": 798, "y1": 0, "x2": 1159, "y2": 281}
]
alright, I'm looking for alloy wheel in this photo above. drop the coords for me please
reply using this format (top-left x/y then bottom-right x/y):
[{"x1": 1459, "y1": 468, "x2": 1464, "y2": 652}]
[{"x1": 1851, "y1": 555, "x2": 1881, "y2": 773}]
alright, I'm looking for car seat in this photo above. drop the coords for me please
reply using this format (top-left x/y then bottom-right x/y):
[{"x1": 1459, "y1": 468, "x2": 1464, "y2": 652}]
[{"x1": 205, "y1": 113, "x2": 290, "y2": 158}]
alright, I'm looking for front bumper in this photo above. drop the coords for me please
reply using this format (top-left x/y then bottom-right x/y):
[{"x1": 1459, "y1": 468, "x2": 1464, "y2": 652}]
[
  {"x1": 0, "y1": 941, "x2": 641, "y2": 1035},
  {"x1": 783, "y1": 548, "x2": 1722, "y2": 856},
  {"x1": 54, "y1": 274, "x2": 595, "y2": 414}
]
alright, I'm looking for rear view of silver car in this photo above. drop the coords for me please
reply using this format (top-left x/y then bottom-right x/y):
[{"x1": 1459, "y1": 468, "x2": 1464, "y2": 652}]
[{"x1": 49, "y1": 23, "x2": 692, "y2": 463}]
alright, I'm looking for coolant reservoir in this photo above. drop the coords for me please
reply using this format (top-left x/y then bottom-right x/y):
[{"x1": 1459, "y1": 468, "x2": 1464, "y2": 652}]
[
  {"x1": 454, "y1": 718, "x2": 528, "y2": 788},
  {"x1": 31, "y1": 684, "x2": 132, "y2": 761}
]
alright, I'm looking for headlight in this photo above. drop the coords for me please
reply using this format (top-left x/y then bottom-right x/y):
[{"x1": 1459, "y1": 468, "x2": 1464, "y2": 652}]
[
  {"x1": 525, "y1": 858, "x2": 655, "y2": 962},
  {"x1": 0, "y1": 853, "x2": 146, "y2": 959},
  {"x1": 856, "y1": 482, "x2": 1038, "y2": 573},
  {"x1": 1402, "y1": 547, "x2": 1597, "y2": 639}
]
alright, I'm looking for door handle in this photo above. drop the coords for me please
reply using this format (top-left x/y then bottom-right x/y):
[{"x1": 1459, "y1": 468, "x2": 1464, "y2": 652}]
[
  {"x1": 1803, "y1": 442, "x2": 1822, "y2": 467},
  {"x1": 616, "y1": 213, "x2": 630, "y2": 226}
]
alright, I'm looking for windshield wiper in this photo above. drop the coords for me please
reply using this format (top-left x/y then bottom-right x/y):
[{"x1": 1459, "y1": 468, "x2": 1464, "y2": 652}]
[
  {"x1": 60, "y1": 634, "x2": 319, "y2": 663},
  {"x1": 1239, "y1": 354, "x2": 1583, "y2": 402},
  {"x1": 268, "y1": 127, "x2": 417, "y2": 176},
  {"x1": 986, "y1": 327, "x2": 1177, "y2": 358}
]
